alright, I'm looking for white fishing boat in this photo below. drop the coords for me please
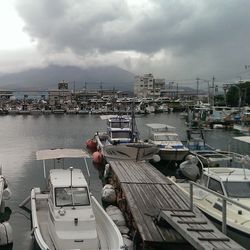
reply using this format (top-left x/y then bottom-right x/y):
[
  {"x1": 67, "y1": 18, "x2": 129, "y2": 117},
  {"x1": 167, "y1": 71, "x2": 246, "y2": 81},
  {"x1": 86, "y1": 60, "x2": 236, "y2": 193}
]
[
  {"x1": 233, "y1": 108, "x2": 250, "y2": 135},
  {"x1": 170, "y1": 158, "x2": 250, "y2": 249},
  {"x1": 146, "y1": 123, "x2": 189, "y2": 161},
  {"x1": 97, "y1": 115, "x2": 134, "y2": 146},
  {"x1": 186, "y1": 129, "x2": 244, "y2": 168},
  {"x1": 101, "y1": 142, "x2": 159, "y2": 161},
  {"x1": 94, "y1": 115, "x2": 159, "y2": 161},
  {"x1": 53, "y1": 109, "x2": 65, "y2": 114},
  {"x1": 30, "y1": 109, "x2": 43, "y2": 115},
  {"x1": 29, "y1": 148, "x2": 124, "y2": 250}
]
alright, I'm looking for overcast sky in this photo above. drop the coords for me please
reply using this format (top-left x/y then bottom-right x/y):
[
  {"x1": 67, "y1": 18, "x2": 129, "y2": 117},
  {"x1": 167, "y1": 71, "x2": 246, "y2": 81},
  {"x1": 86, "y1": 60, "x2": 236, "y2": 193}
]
[{"x1": 1, "y1": 0, "x2": 250, "y2": 86}]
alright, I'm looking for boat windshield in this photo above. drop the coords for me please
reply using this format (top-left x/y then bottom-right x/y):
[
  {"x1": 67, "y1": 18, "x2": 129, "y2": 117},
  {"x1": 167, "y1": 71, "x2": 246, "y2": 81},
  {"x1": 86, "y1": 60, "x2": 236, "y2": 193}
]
[
  {"x1": 55, "y1": 187, "x2": 90, "y2": 207},
  {"x1": 223, "y1": 181, "x2": 250, "y2": 198},
  {"x1": 109, "y1": 121, "x2": 130, "y2": 128},
  {"x1": 154, "y1": 134, "x2": 179, "y2": 141},
  {"x1": 111, "y1": 131, "x2": 131, "y2": 139}
]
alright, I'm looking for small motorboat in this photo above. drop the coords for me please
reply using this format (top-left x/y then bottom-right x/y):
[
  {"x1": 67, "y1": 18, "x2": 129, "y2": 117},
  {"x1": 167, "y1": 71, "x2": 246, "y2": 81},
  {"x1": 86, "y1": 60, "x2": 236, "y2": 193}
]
[
  {"x1": 93, "y1": 114, "x2": 159, "y2": 162},
  {"x1": 28, "y1": 148, "x2": 124, "y2": 250},
  {"x1": 146, "y1": 123, "x2": 189, "y2": 161},
  {"x1": 171, "y1": 158, "x2": 250, "y2": 249},
  {"x1": 185, "y1": 128, "x2": 244, "y2": 168}
]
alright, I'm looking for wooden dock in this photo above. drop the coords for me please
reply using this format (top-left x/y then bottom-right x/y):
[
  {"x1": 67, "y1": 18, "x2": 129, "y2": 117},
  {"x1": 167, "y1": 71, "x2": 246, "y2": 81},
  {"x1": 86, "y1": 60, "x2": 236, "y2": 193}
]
[{"x1": 107, "y1": 160, "x2": 245, "y2": 250}]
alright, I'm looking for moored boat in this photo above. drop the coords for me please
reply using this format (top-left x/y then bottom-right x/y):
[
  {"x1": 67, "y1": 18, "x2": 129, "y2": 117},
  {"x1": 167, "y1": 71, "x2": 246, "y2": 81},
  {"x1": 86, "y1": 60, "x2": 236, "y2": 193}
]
[
  {"x1": 27, "y1": 148, "x2": 124, "y2": 250},
  {"x1": 146, "y1": 123, "x2": 189, "y2": 161},
  {"x1": 185, "y1": 128, "x2": 244, "y2": 168},
  {"x1": 171, "y1": 163, "x2": 250, "y2": 249},
  {"x1": 93, "y1": 114, "x2": 159, "y2": 162}
]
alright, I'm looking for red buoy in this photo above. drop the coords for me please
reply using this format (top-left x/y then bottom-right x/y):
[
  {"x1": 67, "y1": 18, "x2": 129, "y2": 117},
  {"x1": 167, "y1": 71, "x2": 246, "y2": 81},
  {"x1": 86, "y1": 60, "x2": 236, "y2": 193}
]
[
  {"x1": 92, "y1": 151, "x2": 103, "y2": 164},
  {"x1": 86, "y1": 139, "x2": 97, "y2": 151}
]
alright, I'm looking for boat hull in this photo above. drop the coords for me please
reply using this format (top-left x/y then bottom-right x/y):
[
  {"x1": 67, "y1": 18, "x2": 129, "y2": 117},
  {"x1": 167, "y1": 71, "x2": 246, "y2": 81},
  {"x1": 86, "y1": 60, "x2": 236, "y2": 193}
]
[
  {"x1": 102, "y1": 143, "x2": 159, "y2": 161},
  {"x1": 170, "y1": 178, "x2": 250, "y2": 250},
  {"x1": 201, "y1": 209, "x2": 250, "y2": 249},
  {"x1": 31, "y1": 188, "x2": 124, "y2": 250},
  {"x1": 159, "y1": 148, "x2": 189, "y2": 161}
]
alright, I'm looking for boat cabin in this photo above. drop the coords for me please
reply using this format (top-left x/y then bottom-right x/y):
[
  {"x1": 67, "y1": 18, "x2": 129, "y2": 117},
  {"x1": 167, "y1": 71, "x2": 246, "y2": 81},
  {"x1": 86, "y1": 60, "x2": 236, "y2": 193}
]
[
  {"x1": 200, "y1": 168, "x2": 250, "y2": 199},
  {"x1": 107, "y1": 116, "x2": 131, "y2": 129},
  {"x1": 47, "y1": 168, "x2": 99, "y2": 249},
  {"x1": 147, "y1": 123, "x2": 184, "y2": 148},
  {"x1": 49, "y1": 168, "x2": 90, "y2": 208},
  {"x1": 106, "y1": 116, "x2": 133, "y2": 143}
]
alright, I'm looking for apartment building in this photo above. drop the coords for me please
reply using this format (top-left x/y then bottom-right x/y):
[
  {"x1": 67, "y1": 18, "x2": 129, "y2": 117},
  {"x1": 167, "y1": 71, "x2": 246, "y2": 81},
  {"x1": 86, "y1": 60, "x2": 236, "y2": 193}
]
[{"x1": 134, "y1": 73, "x2": 165, "y2": 98}]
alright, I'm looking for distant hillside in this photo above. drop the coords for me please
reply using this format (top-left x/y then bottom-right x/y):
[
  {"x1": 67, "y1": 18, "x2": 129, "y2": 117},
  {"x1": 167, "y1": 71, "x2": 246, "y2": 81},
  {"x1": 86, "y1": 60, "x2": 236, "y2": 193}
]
[{"x1": 0, "y1": 65, "x2": 135, "y2": 91}]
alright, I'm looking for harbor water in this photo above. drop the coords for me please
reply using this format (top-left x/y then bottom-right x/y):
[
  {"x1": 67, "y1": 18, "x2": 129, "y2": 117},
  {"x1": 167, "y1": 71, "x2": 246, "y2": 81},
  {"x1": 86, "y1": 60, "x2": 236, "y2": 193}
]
[{"x1": 0, "y1": 113, "x2": 249, "y2": 250}]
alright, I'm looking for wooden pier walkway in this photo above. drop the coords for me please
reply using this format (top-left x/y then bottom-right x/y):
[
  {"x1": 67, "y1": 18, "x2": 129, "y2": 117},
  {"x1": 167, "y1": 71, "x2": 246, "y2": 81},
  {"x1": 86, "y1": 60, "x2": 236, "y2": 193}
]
[{"x1": 107, "y1": 160, "x2": 245, "y2": 250}]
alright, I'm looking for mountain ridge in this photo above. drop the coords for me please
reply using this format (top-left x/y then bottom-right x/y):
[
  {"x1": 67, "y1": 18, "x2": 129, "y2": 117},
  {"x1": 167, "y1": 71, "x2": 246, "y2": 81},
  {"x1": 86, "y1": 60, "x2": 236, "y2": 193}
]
[{"x1": 0, "y1": 65, "x2": 135, "y2": 91}]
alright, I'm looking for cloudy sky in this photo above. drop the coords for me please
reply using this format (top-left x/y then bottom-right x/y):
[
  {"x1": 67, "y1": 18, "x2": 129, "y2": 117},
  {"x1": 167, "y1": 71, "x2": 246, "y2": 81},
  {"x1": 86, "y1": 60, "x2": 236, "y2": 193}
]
[{"x1": 1, "y1": 0, "x2": 250, "y2": 86}]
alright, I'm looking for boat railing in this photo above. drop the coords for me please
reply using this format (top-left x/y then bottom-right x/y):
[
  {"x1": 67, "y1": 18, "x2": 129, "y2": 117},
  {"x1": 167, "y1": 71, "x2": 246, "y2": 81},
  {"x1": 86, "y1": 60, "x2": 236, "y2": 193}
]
[
  {"x1": 191, "y1": 149, "x2": 250, "y2": 168},
  {"x1": 189, "y1": 181, "x2": 250, "y2": 235},
  {"x1": 218, "y1": 150, "x2": 249, "y2": 164}
]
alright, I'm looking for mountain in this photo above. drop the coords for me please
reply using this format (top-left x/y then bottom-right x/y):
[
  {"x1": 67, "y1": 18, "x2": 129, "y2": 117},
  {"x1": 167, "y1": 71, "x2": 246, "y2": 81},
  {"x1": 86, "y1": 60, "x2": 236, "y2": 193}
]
[{"x1": 0, "y1": 65, "x2": 135, "y2": 91}]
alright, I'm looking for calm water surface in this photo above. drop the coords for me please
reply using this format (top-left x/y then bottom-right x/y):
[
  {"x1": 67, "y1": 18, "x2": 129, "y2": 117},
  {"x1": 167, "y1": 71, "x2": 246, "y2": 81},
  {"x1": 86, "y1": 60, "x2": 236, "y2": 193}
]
[{"x1": 0, "y1": 113, "x2": 248, "y2": 250}]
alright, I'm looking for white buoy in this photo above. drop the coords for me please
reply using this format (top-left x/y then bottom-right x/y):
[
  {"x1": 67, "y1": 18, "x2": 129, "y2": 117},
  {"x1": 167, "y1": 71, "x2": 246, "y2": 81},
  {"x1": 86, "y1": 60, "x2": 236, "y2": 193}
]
[{"x1": 152, "y1": 154, "x2": 161, "y2": 163}]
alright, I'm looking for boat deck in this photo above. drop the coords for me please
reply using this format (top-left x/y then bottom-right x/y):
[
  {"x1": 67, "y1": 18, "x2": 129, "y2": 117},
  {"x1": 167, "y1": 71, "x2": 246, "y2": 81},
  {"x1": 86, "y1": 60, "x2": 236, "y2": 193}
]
[
  {"x1": 35, "y1": 193, "x2": 109, "y2": 250},
  {"x1": 35, "y1": 194, "x2": 55, "y2": 250},
  {"x1": 108, "y1": 160, "x2": 245, "y2": 249}
]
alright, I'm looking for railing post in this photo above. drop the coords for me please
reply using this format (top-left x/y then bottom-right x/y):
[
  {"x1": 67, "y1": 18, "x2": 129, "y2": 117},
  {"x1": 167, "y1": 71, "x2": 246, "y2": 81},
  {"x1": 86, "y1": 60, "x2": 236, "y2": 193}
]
[
  {"x1": 190, "y1": 182, "x2": 193, "y2": 212},
  {"x1": 222, "y1": 199, "x2": 227, "y2": 234}
]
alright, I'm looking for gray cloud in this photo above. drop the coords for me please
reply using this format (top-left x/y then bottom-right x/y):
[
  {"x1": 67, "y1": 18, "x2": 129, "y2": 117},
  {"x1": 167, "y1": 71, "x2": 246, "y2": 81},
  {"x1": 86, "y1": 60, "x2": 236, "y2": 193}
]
[{"x1": 12, "y1": 0, "x2": 250, "y2": 83}]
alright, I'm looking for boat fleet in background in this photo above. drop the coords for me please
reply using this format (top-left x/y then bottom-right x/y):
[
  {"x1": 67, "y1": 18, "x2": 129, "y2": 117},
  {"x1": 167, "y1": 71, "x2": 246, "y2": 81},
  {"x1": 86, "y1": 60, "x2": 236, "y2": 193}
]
[{"x1": 1, "y1": 97, "x2": 249, "y2": 136}]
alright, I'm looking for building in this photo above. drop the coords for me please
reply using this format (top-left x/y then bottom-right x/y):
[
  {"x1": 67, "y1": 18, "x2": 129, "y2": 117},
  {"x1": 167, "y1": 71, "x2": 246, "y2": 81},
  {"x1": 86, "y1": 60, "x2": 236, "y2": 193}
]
[
  {"x1": 48, "y1": 81, "x2": 71, "y2": 107},
  {"x1": 0, "y1": 90, "x2": 13, "y2": 100},
  {"x1": 134, "y1": 73, "x2": 165, "y2": 98}
]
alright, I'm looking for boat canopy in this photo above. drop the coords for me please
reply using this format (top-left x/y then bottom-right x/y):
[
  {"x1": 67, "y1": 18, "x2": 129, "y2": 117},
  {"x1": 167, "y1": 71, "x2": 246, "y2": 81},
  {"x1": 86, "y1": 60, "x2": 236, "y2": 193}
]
[
  {"x1": 146, "y1": 123, "x2": 176, "y2": 132},
  {"x1": 234, "y1": 136, "x2": 250, "y2": 144},
  {"x1": 36, "y1": 148, "x2": 90, "y2": 160},
  {"x1": 100, "y1": 115, "x2": 130, "y2": 120}
]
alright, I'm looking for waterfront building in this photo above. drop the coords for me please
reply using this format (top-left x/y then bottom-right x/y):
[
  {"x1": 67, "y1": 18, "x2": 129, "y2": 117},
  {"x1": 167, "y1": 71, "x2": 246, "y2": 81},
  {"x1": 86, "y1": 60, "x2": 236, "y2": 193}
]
[
  {"x1": 0, "y1": 90, "x2": 14, "y2": 100},
  {"x1": 134, "y1": 73, "x2": 165, "y2": 98},
  {"x1": 48, "y1": 81, "x2": 71, "y2": 106}
]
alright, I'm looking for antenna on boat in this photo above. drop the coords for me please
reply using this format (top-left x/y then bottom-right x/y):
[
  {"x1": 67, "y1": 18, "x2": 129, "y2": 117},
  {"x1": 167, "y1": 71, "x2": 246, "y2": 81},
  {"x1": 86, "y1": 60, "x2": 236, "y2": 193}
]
[
  {"x1": 131, "y1": 98, "x2": 139, "y2": 142},
  {"x1": 69, "y1": 166, "x2": 75, "y2": 209}
]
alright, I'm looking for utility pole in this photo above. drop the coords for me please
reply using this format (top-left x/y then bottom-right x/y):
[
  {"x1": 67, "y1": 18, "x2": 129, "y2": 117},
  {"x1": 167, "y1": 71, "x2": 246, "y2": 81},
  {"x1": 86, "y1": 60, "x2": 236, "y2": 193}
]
[
  {"x1": 212, "y1": 76, "x2": 215, "y2": 106},
  {"x1": 196, "y1": 77, "x2": 200, "y2": 98},
  {"x1": 153, "y1": 79, "x2": 155, "y2": 100},
  {"x1": 73, "y1": 81, "x2": 76, "y2": 102},
  {"x1": 84, "y1": 82, "x2": 87, "y2": 92},
  {"x1": 100, "y1": 81, "x2": 103, "y2": 97}
]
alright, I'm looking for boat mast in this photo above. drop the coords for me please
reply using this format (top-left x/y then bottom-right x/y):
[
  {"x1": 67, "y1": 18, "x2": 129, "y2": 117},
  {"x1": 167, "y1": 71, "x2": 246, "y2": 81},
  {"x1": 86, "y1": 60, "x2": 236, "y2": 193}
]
[{"x1": 131, "y1": 100, "x2": 138, "y2": 142}]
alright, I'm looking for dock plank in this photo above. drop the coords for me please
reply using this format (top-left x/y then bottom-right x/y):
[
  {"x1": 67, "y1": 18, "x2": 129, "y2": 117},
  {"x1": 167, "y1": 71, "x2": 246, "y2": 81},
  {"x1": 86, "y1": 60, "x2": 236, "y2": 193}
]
[
  {"x1": 107, "y1": 159, "x2": 245, "y2": 249},
  {"x1": 159, "y1": 209, "x2": 245, "y2": 250}
]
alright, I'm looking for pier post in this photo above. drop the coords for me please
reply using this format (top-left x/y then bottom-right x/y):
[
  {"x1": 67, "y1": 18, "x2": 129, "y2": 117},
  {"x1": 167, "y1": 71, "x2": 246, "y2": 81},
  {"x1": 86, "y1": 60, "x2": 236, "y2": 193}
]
[{"x1": 222, "y1": 199, "x2": 227, "y2": 234}]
